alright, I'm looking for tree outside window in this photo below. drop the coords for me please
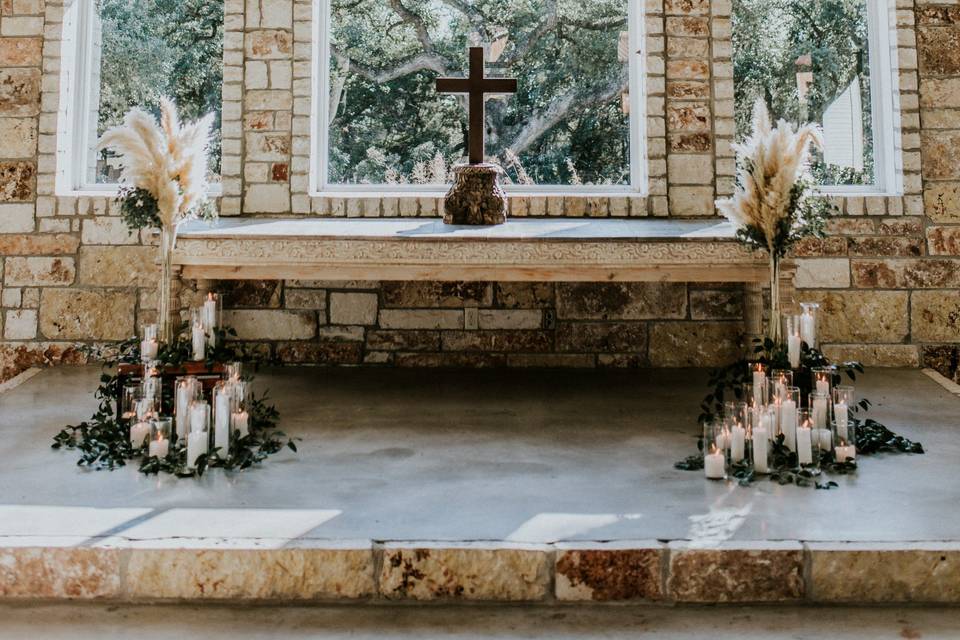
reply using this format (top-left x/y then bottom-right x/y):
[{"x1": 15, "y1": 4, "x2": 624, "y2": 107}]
[
  {"x1": 90, "y1": 0, "x2": 223, "y2": 184},
  {"x1": 733, "y1": 0, "x2": 878, "y2": 187},
  {"x1": 323, "y1": 0, "x2": 638, "y2": 188}
]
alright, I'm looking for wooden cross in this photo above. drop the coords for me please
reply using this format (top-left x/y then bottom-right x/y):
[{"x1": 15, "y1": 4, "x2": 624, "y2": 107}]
[{"x1": 436, "y1": 47, "x2": 518, "y2": 165}]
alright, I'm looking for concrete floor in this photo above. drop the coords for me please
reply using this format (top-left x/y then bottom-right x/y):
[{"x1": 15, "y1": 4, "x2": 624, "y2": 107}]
[
  {"x1": 0, "y1": 604, "x2": 957, "y2": 639},
  {"x1": 1, "y1": 366, "x2": 957, "y2": 544}
]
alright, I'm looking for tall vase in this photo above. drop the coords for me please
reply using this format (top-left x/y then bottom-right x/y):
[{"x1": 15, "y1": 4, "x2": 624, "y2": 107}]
[
  {"x1": 158, "y1": 227, "x2": 174, "y2": 345},
  {"x1": 768, "y1": 254, "x2": 782, "y2": 345}
]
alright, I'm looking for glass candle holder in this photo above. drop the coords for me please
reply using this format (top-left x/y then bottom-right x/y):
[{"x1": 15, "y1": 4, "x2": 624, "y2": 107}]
[
  {"x1": 728, "y1": 416, "x2": 748, "y2": 465},
  {"x1": 778, "y1": 387, "x2": 800, "y2": 452},
  {"x1": 148, "y1": 417, "x2": 172, "y2": 458},
  {"x1": 142, "y1": 364, "x2": 162, "y2": 408},
  {"x1": 230, "y1": 379, "x2": 250, "y2": 413},
  {"x1": 769, "y1": 369, "x2": 793, "y2": 401},
  {"x1": 130, "y1": 395, "x2": 153, "y2": 448},
  {"x1": 190, "y1": 308, "x2": 206, "y2": 361},
  {"x1": 121, "y1": 384, "x2": 141, "y2": 423},
  {"x1": 762, "y1": 404, "x2": 779, "y2": 442},
  {"x1": 795, "y1": 409, "x2": 819, "y2": 469},
  {"x1": 703, "y1": 421, "x2": 726, "y2": 480},
  {"x1": 750, "y1": 418, "x2": 771, "y2": 474},
  {"x1": 833, "y1": 385, "x2": 855, "y2": 443},
  {"x1": 174, "y1": 377, "x2": 201, "y2": 440},
  {"x1": 226, "y1": 361, "x2": 243, "y2": 381},
  {"x1": 748, "y1": 362, "x2": 768, "y2": 407},
  {"x1": 202, "y1": 292, "x2": 222, "y2": 347},
  {"x1": 811, "y1": 366, "x2": 836, "y2": 398},
  {"x1": 833, "y1": 420, "x2": 857, "y2": 464},
  {"x1": 799, "y1": 302, "x2": 820, "y2": 349},
  {"x1": 186, "y1": 400, "x2": 210, "y2": 470},
  {"x1": 809, "y1": 391, "x2": 832, "y2": 451},
  {"x1": 784, "y1": 314, "x2": 803, "y2": 368},
  {"x1": 212, "y1": 381, "x2": 233, "y2": 457},
  {"x1": 141, "y1": 323, "x2": 159, "y2": 363}
]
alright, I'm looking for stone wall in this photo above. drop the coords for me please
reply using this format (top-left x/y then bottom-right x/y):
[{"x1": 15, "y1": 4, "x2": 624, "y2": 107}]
[{"x1": 1, "y1": 0, "x2": 959, "y2": 380}]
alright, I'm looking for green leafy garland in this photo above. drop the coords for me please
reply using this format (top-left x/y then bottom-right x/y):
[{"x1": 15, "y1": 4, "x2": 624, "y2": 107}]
[
  {"x1": 52, "y1": 326, "x2": 297, "y2": 477},
  {"x1": 675, "y1": 338, "x2": 923, "y2": 489}
]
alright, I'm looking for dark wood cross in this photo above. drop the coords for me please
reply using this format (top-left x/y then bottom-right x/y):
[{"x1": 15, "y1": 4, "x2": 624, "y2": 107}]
[{"x1": 436, "y1": 47, "x2": 518, "y2": 165}]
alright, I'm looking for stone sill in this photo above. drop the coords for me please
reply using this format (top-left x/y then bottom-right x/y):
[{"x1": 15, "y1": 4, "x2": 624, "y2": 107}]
[{"x1": 2, "y1": 539, "x2": 958, "y2": 604}]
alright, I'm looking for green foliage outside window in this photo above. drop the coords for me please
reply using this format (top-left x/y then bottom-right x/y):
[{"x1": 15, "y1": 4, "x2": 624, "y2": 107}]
[
  {"x1": 733, "y1": 0, "x2": 876, "y2": 186},
  {"x1": 94, "y1": 0, "x2": 223, "y2": 182},
  {"x1": 327, "y1": 0, "x2": 633, "y2": 187}
]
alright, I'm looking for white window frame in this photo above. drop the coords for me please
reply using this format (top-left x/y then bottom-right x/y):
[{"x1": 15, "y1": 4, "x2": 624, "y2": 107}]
[
  {"x1": 310, "y1": 0, "x2": 648, "y2": 198},
  {"x1": 56, "y1": 0, "x2": 222, "y2": 197},
  {"x1": 813, "y1": 0, "x2": 902, "y2": 197}
]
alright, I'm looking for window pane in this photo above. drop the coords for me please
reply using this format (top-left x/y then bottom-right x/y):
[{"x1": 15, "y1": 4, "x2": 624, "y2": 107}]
[
  {"x1": 90, "y1": 0, "x2": 223, "y2": 184},
  {"x1": 733, "y1": 0, "x2": 874, "y2": 186},
  {"x1": 327, "y1": 0, "x2": 632, "y2": 187}
]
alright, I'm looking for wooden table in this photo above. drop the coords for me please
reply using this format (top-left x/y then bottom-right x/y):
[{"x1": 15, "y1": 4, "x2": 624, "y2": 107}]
[{"x1": 171, "y1": 217, "x2": 792, "y2": 348}]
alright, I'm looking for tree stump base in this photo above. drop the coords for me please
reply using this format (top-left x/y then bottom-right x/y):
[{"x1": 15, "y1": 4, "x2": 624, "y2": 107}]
[{"x1": 443, "y1": 163, "x2": 508, "y2": 226}]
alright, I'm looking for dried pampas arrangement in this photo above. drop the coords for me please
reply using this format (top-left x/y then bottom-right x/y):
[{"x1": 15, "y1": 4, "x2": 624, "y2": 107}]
[
  {"x1": 716, "y1": 99, "x2": 833, "y2": 344},
  {"x1": 99, "y1": 98, "x2": 217, "y2": 342}
]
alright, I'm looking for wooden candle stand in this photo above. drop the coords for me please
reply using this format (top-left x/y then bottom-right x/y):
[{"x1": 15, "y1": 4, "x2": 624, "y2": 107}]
[{"x1": 116, "y1": 362, "x2": 227, "y2": 419}]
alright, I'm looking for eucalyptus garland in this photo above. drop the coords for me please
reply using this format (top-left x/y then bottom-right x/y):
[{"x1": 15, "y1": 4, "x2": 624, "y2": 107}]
[
  {"x1": 52, "y1": 328, "x2": 297, "y2": 477},
  {"x1": 674, "y1": 338, "x2": 924, "y2": 489}
]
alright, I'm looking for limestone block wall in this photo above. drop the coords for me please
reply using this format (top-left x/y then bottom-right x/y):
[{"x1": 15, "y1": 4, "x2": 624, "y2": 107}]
[{"x1": 0, "y1": 0, "x2": 959, "y2": 381}]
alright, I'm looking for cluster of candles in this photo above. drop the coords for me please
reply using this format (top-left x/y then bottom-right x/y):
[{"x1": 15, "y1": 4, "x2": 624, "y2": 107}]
[
  {"x1": 122, "y1": 356, "x2": 251, "y2": 470},
  {"x1": 702, "y1": 302, "x2": 858, "y2": 480},
  {"x1": 786, "y1": 302, "x2": 819, "y2": 368},
  {"x1": 190, "y1": 293, "x2": 223, "y2": 361},
  {"x1": 175, "y1": 362, "x2": 250, "y2": 469}
]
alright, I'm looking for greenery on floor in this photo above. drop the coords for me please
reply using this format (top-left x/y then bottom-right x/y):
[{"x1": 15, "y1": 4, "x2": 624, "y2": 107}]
[
  {"x1": 675, "y1": 338, "x2": 924, "y2": 488},
  {"x1": 51, "y1": 327, "x2": 296, "y2": 476}
]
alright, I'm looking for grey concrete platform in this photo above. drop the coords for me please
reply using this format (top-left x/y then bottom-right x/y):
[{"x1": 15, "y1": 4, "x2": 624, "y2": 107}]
[
  {"x1": 0, "y1": 604, "x2": 958, "y2": 639},
  {"x1": 1, "y1": 365, "x2": 956, "y2": 544},
  {"x1": 1, "y1": 366, "x2": 959, "y2": 605}
]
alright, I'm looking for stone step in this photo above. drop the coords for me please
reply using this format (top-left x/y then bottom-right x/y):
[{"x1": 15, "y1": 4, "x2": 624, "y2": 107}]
[{"x1": 2, "y1": 539, "x2": 958, "y2": 604}]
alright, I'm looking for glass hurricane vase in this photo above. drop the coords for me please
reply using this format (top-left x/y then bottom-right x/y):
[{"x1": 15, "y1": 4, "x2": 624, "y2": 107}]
[
  {"x1": 158, "y1": 227, "x2": 174, "y2": 344},
  {"x1": 768, "y1": 254, "x2": 783, "y2": 345}
]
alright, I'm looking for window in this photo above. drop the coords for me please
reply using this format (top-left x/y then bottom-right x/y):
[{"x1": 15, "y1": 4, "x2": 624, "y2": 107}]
[
  {"x1": 58, "y1": 0, "x2": 223, "y2": 193},
  {"x1": 733, "y1": 0, "x2": 900, "y2": 193},
  {"x1": 313, "y1": 0, "x2": 646, "y2": 194}
]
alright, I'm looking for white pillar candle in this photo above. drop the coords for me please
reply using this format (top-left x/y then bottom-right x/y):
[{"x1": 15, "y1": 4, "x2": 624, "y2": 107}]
[
  {"x1": 175, "y1": 385, "x2": 192, "y2": 438},
  {"x1": 214, "y1": 389, "x2": 231, "y2": 455},
  {"x1": 141, "y1": 339, "x2": 158, "y2": 362},
  {"x1": 730, "y1": 424, "x2": 746, "y2": 463},
  {"x1": 816, "y1": 378, "x2": 830, "y2": 395},
  {"x1": 192, "y1": 323, "x2": 206, "y2": 361},
  {"x1": 186, "y1": 430, "x2": 208, "y2": 470},
  {"x1": 752, "y1": 370, "x2": 765, "y2": 406},
  {"x1": 203, "y1": 294, "x2": 218, "y2": 330},
  {"x1": 760, "y1": 410, "x2": 774, "y2": 442},
  {"x1": 797, "y1": 425, "x2": 813, "y2": 465},
  {"x1": 752, "y1": 426, "x2": 769, "y2": 473},
  {"x1": 190, "y1": 401, "x2": 210, "y2": 434},
  {"x1": 704, "y1": 445, "x2": 725, "y2": 479},
  {"x1": 231, "y1": 410, "x2": 249, "y2": 437},
  {"x1": 816, "y1": 428, "x2": 832, "y2": 451},
  {"x1": 149, "y1": 436, "x2": 169, "y2": 458},
  {"x1": 780, "y1": 399, "x2": 797, "y2": 451},
  {"x1": 835, "y1": 443, "x2": 856, "y2": 462},
  {"x1": 130, "y1": 421, "x2": 150, "y2": 447},
  {"x1": 788, "y1": 334, "x2": 801, "y2": 368},
  {"x1": 801, "y1": 312, "x2": 816, "y2": 347},
  {"x1": 834, "y1": 402, "x2": 849, "y2": 440},
  {"x1": 813, "y1": 396, "x2": 828, "y2": 429}
]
